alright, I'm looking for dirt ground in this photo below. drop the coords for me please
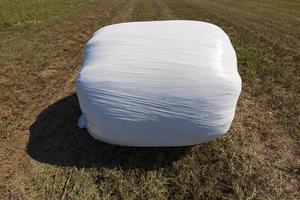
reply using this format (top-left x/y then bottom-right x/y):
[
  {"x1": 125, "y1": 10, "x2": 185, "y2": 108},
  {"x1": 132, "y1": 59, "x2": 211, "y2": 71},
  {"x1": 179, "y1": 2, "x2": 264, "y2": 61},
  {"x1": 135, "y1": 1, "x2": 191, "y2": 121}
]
[{"x1": 0, "y1": 0, "x2": 299, "y2": 199}]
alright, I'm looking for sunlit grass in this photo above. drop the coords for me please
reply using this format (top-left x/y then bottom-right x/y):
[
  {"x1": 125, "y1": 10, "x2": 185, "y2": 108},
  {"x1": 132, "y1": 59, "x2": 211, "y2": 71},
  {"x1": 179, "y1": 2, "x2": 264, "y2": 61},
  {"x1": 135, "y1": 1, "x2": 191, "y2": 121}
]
[{"x1": 0, "y1": 0, "x2": 94, "y2": 31}]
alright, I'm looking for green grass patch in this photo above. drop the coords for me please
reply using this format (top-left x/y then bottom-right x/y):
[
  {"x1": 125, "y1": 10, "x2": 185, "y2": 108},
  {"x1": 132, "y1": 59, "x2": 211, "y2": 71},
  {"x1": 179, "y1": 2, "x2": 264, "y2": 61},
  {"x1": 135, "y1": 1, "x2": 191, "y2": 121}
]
[
  {"x1": 0, "y1": 0, "x2": 94, "y2": 31},
  {"x1": 233, "y1": 40, "x2": 283, "y2": 83}
]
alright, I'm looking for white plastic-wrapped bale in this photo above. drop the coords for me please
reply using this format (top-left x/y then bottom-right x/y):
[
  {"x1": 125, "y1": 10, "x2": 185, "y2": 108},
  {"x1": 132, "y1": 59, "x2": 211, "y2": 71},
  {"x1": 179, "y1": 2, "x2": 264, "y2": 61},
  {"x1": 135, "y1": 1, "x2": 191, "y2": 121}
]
[{"x1": 76, "y1": 20, "x2": 242, "y2": 146}]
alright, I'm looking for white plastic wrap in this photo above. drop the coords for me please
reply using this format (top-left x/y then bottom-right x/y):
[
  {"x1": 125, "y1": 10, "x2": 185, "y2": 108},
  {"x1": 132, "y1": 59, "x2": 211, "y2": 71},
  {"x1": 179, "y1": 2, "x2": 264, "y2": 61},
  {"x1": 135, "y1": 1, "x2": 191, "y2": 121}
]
[{"x1": 76, "y1": 20, "x2": 242, "y2": 146}]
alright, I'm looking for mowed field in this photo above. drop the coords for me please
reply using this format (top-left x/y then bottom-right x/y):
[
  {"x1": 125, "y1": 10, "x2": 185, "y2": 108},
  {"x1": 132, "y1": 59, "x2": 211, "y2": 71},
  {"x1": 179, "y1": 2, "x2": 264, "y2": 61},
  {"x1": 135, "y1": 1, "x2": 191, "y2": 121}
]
[{"x1": 0, "y1": 0, "x2": 299, "y2": 199}]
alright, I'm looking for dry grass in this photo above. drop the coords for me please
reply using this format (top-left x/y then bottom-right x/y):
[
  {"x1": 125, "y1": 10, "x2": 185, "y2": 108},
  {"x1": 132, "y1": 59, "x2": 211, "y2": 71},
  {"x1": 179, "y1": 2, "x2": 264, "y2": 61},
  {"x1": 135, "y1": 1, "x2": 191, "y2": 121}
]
[
  {"x1": 0, "y1": 0, "x2": 299, "y2": 199},
  {"x1": 0, "y1": 0, "x2": 94, "y2": 31}
]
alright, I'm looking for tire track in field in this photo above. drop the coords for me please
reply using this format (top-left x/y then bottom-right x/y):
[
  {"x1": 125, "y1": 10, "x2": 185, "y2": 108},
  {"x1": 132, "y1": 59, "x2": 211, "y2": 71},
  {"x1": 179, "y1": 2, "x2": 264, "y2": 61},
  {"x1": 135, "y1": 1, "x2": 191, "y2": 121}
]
[
  {"x1": 128, "y1": 0, "x2": 178, "y2": 21},
  {"x1": 153, "y1": 0, "x2": 178, "y2": 20},
  {"x1": 109, "y1": 0, "x2": 139, "y2": 24}
]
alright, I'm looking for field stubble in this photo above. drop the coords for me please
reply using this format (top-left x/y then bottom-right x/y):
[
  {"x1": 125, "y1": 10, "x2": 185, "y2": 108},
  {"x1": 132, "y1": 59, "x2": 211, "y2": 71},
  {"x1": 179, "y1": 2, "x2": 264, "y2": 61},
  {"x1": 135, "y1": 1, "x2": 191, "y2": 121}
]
[{"x1": 0, "y1": 0, "x2": 299, "y2": 199}]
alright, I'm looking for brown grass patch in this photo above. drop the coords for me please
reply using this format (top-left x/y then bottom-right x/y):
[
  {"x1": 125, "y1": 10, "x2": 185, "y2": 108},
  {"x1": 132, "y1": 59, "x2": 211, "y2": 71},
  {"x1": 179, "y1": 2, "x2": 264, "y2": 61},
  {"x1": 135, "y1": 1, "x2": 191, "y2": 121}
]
[{"x1": 0, "y1": 0, "x2": 299, "y2": 199}]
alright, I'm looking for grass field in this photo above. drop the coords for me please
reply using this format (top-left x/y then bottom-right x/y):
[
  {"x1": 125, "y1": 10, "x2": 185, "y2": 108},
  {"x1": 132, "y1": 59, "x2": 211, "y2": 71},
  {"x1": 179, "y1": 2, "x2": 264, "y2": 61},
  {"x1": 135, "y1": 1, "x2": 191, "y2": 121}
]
[{"x1": 0, "y1": 0, "x2": 299, "y2": 199}]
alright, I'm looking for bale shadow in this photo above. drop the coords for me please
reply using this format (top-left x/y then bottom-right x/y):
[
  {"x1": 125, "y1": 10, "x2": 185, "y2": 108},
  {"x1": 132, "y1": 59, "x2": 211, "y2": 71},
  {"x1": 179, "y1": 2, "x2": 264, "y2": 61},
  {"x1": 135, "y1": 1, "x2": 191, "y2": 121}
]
[{"x1": 27, "y1": 93, "x2": 191, "y2": 170}]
